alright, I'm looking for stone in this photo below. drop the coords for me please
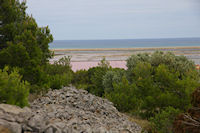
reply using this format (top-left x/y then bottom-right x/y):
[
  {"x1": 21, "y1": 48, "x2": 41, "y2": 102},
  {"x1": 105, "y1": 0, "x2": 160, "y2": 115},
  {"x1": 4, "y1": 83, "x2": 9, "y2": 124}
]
[
  {"x1": 45, "y1": 125, "x2": 62, "y2": 133},
  {"x1": 28, "y1": 115, "x2": 45, "y2": 131},
  {"x1": 0, "y1": 104, "x2": 30, "y2": 115},
  {"x1": 0, "y1": 113, "x2": 16, "y2": 122},
  {"x1": 0, "y1": 87, "x2": 142, "y2": 133},
  {"x1": 44, "y1": 127, "x2": 53, "y2": 133},
  {"x1": 0, "y1": 119, "x2": 22, "y2": 133}
]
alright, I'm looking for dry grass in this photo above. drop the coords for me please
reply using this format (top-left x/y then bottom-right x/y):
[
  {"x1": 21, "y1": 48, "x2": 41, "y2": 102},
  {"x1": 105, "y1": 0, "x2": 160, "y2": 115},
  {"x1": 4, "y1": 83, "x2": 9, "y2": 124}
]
[
  {"x1": 28, "y1": 93, "x2": 43, "y2": 103},
  {"x1": 125, "y1": 114, "x2": 152, "y2": 132},
  {"x1": 0, "y1": 125, "x2": 12, "y2": 133}
]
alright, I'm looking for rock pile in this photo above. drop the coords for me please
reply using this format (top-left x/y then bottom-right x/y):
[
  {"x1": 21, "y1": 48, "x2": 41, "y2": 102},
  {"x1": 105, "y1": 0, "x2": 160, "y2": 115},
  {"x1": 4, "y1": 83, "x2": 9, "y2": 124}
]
[{"x1": 0, "y1": 87, "x2": 141, "y2": 133}]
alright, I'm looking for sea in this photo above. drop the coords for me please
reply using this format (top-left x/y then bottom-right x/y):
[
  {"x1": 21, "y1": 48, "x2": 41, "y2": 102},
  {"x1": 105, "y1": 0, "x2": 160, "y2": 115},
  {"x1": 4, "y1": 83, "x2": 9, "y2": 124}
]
[{"x1": 49, "y1": 38, "x2": 200, "y2": 49}]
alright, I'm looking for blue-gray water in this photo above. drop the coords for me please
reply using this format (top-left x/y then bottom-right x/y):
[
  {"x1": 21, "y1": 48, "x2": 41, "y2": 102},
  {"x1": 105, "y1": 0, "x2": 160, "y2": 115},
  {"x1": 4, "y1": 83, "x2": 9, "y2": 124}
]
[{"x1": 49, "y1": 38, "x2": 200, "y2": 49}]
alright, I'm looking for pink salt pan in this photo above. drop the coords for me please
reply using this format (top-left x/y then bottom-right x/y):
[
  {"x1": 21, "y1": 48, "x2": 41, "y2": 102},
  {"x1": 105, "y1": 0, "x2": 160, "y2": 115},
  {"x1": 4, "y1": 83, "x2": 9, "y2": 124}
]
[{"x1": 71, "y1": 61, "x2": 127, "y2": 72}]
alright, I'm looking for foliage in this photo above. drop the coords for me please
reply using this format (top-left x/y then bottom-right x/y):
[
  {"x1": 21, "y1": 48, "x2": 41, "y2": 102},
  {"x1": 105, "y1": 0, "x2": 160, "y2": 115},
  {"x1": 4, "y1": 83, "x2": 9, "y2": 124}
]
[
  {"x1": 126, "y1": 51, "x2": 197, "y2": 81},
  {"x1": 105, "y1": 77, "x2": 139, "y2": 112},
  {"x1": 101, "y1": 52, "x2": 199, "y2": 123},
  {"x1": 103, "y1": 68, "x2": 125, "y2": 93},
  {"x1": 72, "y1": 69, "x2": 89, "y2": 89},
  {"x1": 79, "y1": 58, "x2": 111, "y2": 96},
  {"x1": 150, "y1": 107, "x2": 181, "y2": 133},
  {"x1": 126, "y1": 53, "x2": 150, "y2": 81},
  {"x1": 0, "y1": 0, "x2": 53, "y2": 86},
  {"x1": 173, "y1": 87, "x2": 200, "y2": 133},
  {"x1": 48, "y1": 73, "x2": 71, "y2": 90},
  {"x1": 0, "y1": 66, "x2": 29, "y2": 107},
  {"x1": 124, "y1": 52, "x2": 199, "y2": 117},
  {"x1": 87, "y1": 66, "x2": 108, "y2": 96},
  {"x1": 72, "y1": 58, "x2": 111, "y2": 96},
  {"x1": 45, "y1": 56, "x2": 73, "y2": 90},
  {"x1": 98, "y1": 57, "x2": 110, "y2": 68}
]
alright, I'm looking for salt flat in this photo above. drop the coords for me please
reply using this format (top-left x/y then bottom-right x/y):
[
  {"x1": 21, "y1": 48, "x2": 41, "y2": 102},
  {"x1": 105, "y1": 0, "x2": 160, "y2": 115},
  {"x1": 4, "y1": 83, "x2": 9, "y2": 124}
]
[{"x1": 50, "y1": 47, "x2": 200, "y2": 71}]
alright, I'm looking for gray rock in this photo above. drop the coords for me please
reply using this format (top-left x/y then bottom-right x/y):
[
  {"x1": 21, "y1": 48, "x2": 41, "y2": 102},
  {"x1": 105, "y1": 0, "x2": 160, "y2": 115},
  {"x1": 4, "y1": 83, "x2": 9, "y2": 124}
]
[
  {"x1": 28, "y1": 114, "x2": 45, "y2": 131},
  {"x1": 0, "y1": 119, "x2": 22, "y2": 133},
  {"x1": 0, "y1": 104, "x2": 30, "y2": 115},
  {"x1": 0, "y1": 86, "x2": 142, "y2": 133}
]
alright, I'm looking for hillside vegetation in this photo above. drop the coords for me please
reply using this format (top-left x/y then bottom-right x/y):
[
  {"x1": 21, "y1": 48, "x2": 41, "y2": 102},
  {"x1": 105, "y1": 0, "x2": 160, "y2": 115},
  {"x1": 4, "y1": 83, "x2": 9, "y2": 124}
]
[{"x1": 0, "y1": 0, "x2": 199, "y2": 133}]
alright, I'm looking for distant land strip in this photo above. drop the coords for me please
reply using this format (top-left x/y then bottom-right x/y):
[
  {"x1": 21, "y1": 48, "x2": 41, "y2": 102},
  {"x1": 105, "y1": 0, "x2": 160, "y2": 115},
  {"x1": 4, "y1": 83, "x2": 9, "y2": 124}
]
[{"x1": 50, "y1": 46, "x2": 200, "y2": 52}]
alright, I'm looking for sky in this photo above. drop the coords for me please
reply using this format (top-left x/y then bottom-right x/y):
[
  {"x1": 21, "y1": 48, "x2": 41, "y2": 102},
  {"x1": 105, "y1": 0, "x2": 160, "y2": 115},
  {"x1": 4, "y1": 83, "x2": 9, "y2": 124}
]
[{"x1": 26, "y1": 0, "x2": 200, "y2": 40}]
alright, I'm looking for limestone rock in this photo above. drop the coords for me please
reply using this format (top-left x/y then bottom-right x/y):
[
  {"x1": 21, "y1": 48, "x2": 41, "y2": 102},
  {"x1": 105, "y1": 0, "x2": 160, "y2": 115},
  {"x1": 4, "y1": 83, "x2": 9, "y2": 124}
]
[
  {"x1": 0, "y1": 86, "x2": 142, "y2": 133},
  {"x1": 0, "y1": 104, "x2": 30, "y2": 115}
]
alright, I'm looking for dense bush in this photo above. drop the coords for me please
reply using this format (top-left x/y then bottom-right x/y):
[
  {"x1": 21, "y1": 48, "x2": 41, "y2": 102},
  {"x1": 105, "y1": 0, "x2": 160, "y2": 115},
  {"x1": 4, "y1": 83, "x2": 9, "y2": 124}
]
[
  {"x1": 72, "y1": 58, "x2": 111, "y2": 96},
  {"x1": 103, "y1": 52, "x2": 199, "y2": 132},
  {"x1": 45, "y1": 56, "x2": 73, "y2": 90},
  {"x1": 0, "y1": 67, "x2": 29, "y2": 107},
  {"x1": 101, "y1": 52, "x2": 200, "y2": 133},
  {"x1": 103, "y1": 68, "x2": 125, "y2": 93},
  {"x1": 150, "y1": 107, "x2": 181, "y2": 133},
  {"x1": 86, "y1": 66, "x2": 108, "y2": 96},
  {"x1": 0, "y1": 0, "x2": 53, "y2": 88},
  {"x1": 105, "y1": 77, "x2": 139, "y2": 112},
  {"x1": 72, "y1": 69, "x2": 90, "y2": 89},
  {"x1": 173, "y1": 87, "x2": 200, "y2": 133},
  {"x1": 127, "y1": 51, "x2": 197, "y2": 81}
]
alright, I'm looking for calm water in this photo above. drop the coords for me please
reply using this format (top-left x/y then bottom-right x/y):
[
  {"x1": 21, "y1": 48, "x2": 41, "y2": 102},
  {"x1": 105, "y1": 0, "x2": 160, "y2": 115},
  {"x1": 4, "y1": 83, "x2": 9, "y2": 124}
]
[{"x1": 49, "y1": 38, "x2": 200, "y2": 49}]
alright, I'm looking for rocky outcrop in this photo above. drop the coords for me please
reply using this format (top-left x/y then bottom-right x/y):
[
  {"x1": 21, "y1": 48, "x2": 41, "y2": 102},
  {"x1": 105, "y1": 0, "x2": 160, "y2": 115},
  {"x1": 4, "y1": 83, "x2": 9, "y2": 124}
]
[{"x1": 0, "y1": 87, "x2": 141, "y2": 133}]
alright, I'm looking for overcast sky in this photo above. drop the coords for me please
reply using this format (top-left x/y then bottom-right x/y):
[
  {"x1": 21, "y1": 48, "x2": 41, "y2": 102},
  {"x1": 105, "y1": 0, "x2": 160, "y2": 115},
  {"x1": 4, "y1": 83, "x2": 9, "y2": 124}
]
[{"x1": 26, "y1": 0, "x2": 200, "y2": 40}]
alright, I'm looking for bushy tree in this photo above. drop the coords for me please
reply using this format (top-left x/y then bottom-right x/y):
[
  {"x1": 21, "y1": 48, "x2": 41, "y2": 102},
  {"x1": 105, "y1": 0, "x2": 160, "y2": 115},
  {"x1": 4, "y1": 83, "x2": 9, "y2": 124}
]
[
  {"x1": 81, "y1": 58, "x2": 111, "y2": 96},
  {"x1": 173, "y1": 87, "x2": 200, "y2": 133},
  {"x1": 72, "y1": 69, "x2": 90, "y2": 89},
  {"x1": 150, "y1": 106, "x2": 181, "y2": 133},
  {"x1": 126, "y1": 53, "x2": 150, "y2": 81},
  {"x1": 103, "y1": 68, "x2": 125, "y2": 93},
  {"x1": 0, "y1": 0, "x2": 53, "y2": 86},
  {"x1": 105, "y1": 77, "x2": 139, "y2": 112},
  {"x1": 87, "y1": 66, "x2": 108, "y2": 96},
  {"x1": 150, "y1": 51, "x2": 196, "y2": 78},
  {"x1": 105, "y1": 52, "x2": 199, "y2": 118},
  {"x1": 98, "y1": 57, "x2": 110, "y2": 68},
  {"x1": 45, "y1": 56, "x2": 73, "y2": 90},
  {"x1": 127, "y1": 51, "x2": 197, "y2": 80},
  {"x1": 0, "y1": 66, "x2": 29, "y2": 107}
]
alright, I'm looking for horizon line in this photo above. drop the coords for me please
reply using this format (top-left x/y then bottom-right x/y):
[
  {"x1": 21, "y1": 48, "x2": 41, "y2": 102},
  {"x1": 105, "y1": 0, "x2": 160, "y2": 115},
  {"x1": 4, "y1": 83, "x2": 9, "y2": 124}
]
[{"x1": 52, "y1": 37, "x2": 200, "y2": 41}]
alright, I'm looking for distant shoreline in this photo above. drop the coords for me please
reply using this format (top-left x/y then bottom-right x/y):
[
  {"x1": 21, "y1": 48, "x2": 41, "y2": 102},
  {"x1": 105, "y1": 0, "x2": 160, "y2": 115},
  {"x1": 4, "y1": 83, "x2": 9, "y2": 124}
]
[{"x1": 50, "y1": 46, "x2": 200, "y2": 52}]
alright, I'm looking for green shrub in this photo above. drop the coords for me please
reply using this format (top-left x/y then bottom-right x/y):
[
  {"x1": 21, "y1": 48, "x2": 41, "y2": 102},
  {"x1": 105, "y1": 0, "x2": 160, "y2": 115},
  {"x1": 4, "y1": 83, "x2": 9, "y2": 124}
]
[
  {"x1": 45, "y1": 56, "x2": 72, "y2": 75},
  {"x1": 72, "y1": 69, "x2": 89, "y2": 89},
  {"x1": 124, "y1": 52, "x2": 199, "y2": 119},
  {"x1": 49, "y1": 73, "x2": 72, "y2": 89},
  {"x1": 150, "y1": 107, "x2": 181, "y2": 133},
  {"x1": 87, "y1": 66, "x2": 108, "y2": 96},
  {"x1": 45, "y1": 56, "x2": 73, "y2": 89},
  {"x1": 126, "y1": 51, "x2": 197, "y2": 81},
  {"x1": 105, "y1": 77, "x2": 139, "y2": 112},
  {"x1": 103, "y1": 68, "x2": 125, "y2": 93},
  {"x1": 98, "y1": 57, "x2": 110, "y2": 68},
  {"x1": 0, "y1": 67, "x2": 29, "y2": 107},
  {"x1": 0, "y1": 0, "x2": 53, "y2": 87}
]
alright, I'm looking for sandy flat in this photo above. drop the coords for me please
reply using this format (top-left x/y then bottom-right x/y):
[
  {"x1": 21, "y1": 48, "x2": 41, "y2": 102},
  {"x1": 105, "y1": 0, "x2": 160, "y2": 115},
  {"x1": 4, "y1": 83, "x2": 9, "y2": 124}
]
[
  {"x1": 71, "y1": 61, "x2": 127, "y2": 71},
  {"x1": 49, "y1": 47, "x2": 200, "y2": 71}
]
